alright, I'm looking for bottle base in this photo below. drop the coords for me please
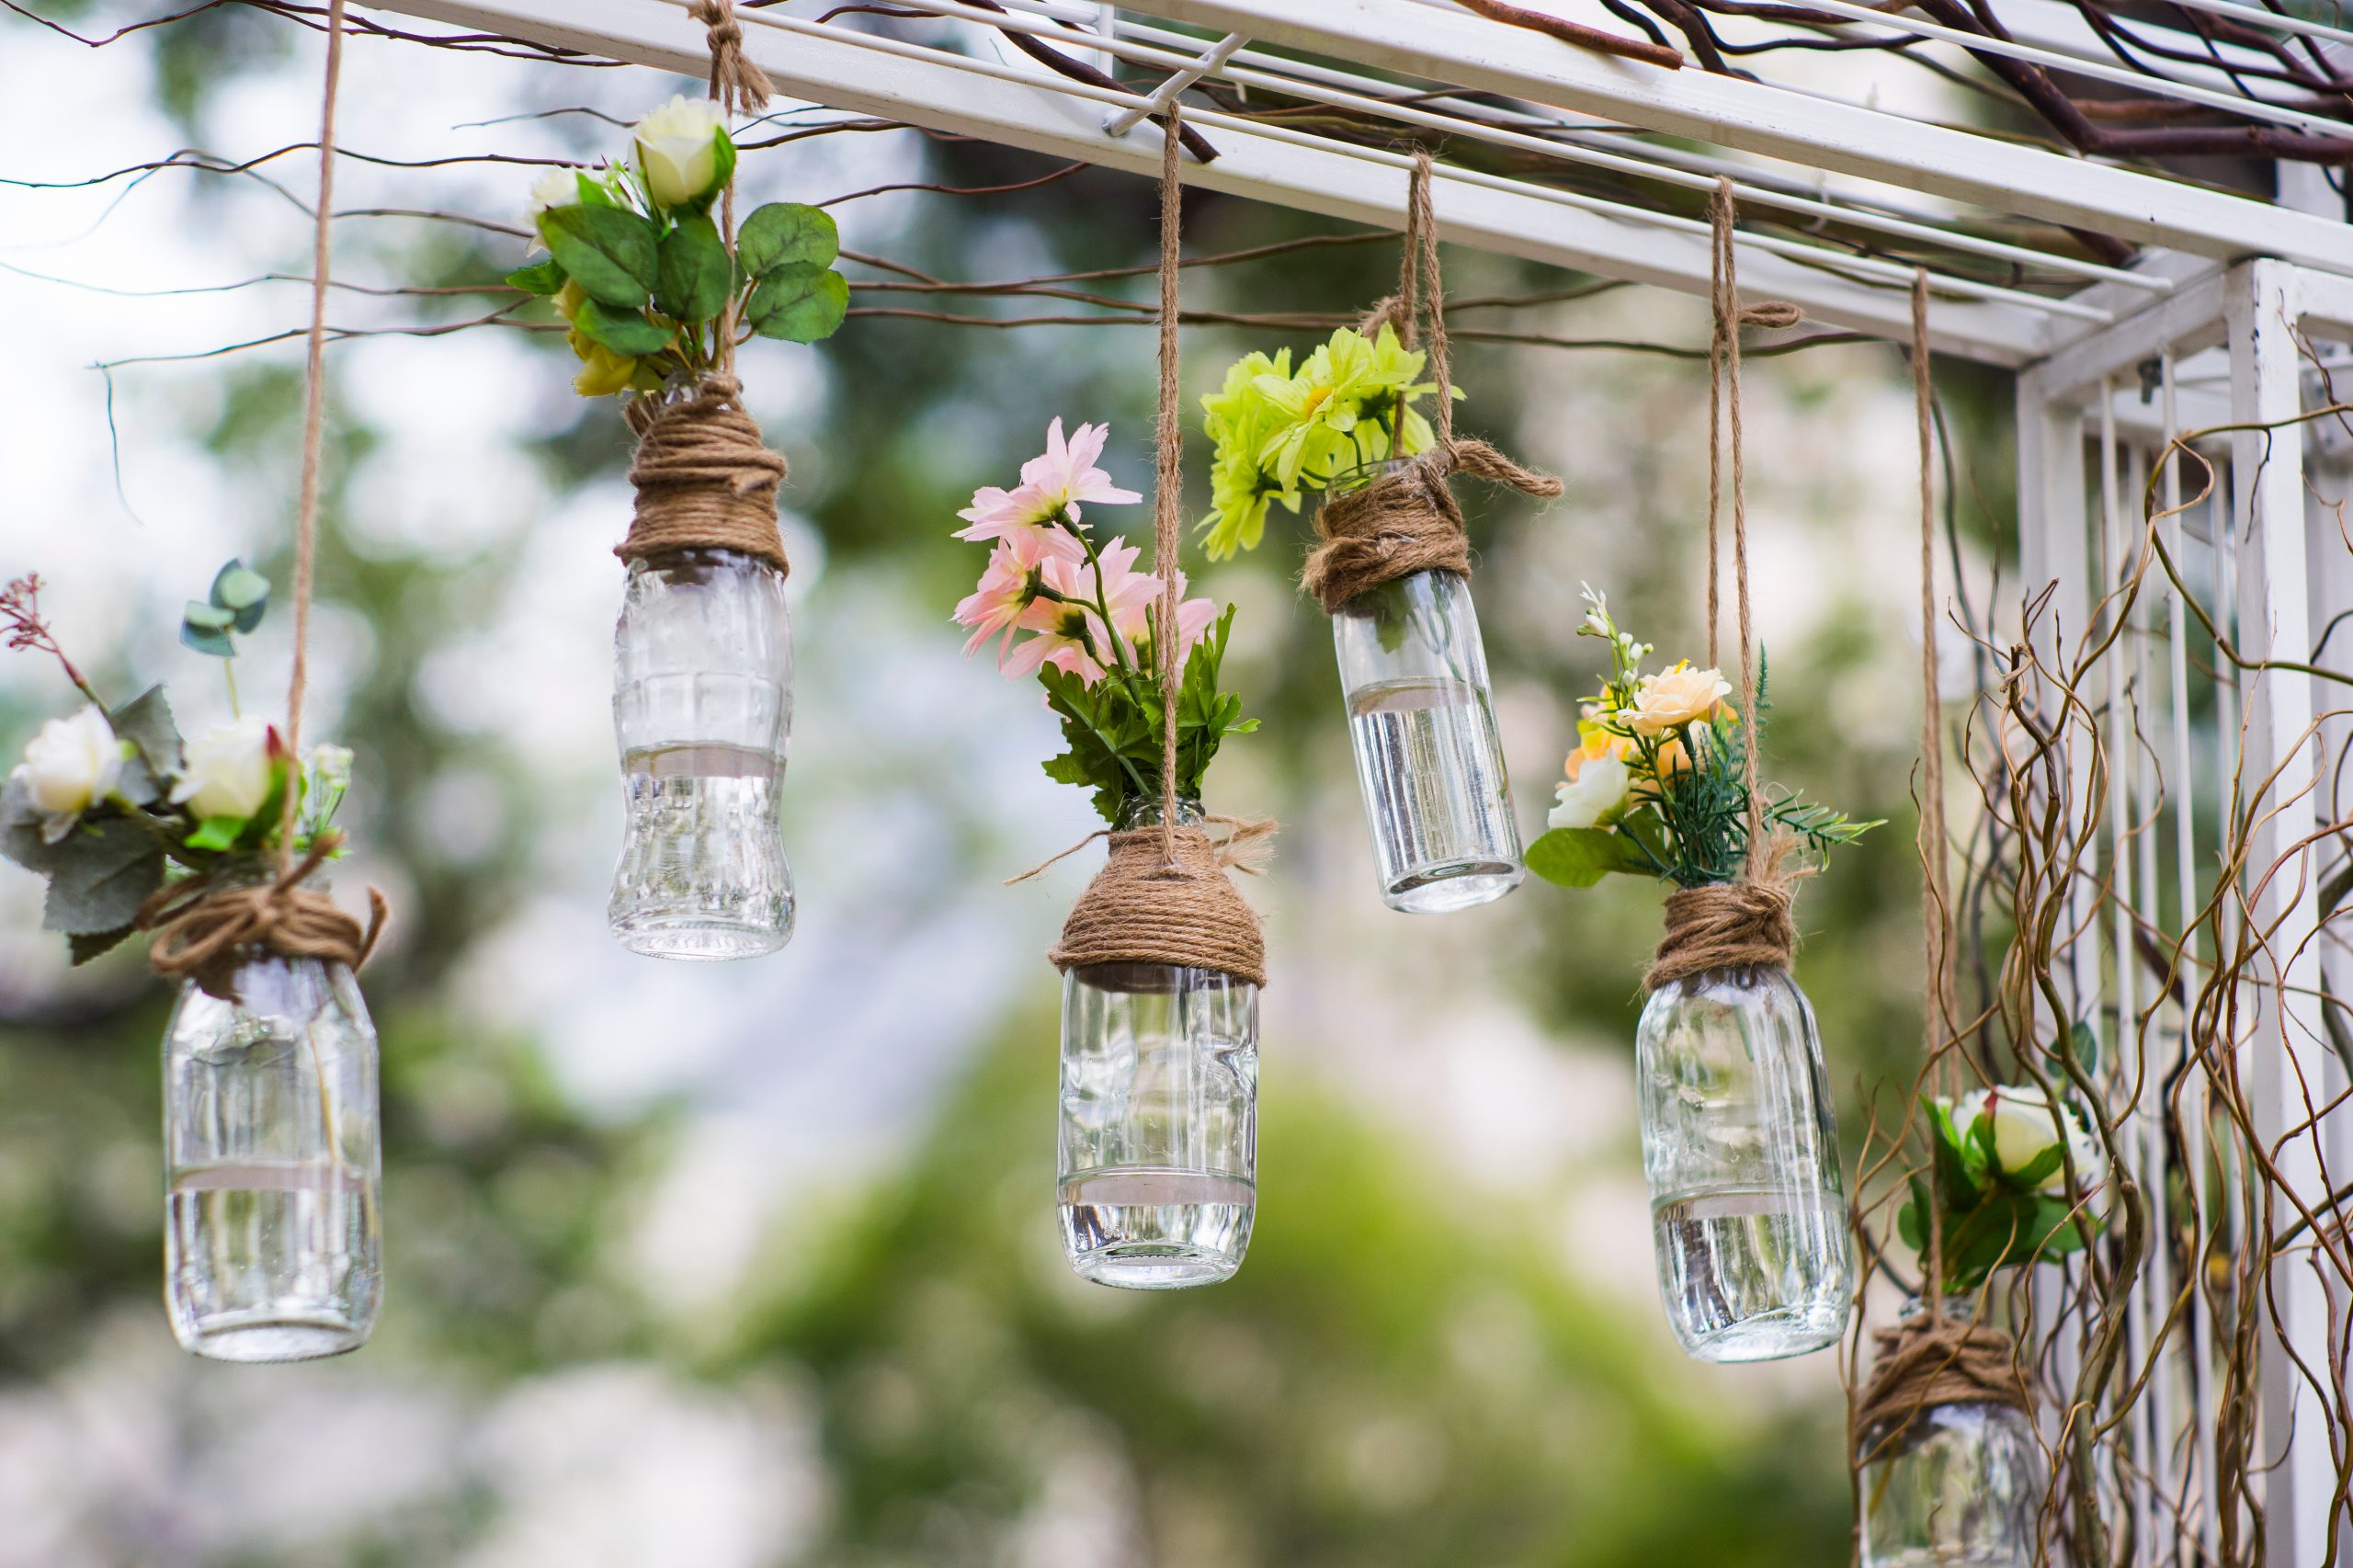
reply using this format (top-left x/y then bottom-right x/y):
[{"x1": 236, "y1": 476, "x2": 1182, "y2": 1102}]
[
  {"x1": 610, "y1": 912, "x2": 793, "y2": 961},
  {"x1": 170, "y1": 1308, "x2": 372, "y2": 1363},
  {"x1": 1066, "y1": 1244, "x2": 1245, "y2": 1291},
  {"x1": 1675, "y1": 1305, "x2": 1847, "y2": 1363},
  {"x1": 1381, "y1": 861, "x2": 1524, "y2": 915}
]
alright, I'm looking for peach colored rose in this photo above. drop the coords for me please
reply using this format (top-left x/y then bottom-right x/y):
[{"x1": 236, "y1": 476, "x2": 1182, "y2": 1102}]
[{"x1": 1620, "y1": 663, "x2": 1731, "y2": 737}]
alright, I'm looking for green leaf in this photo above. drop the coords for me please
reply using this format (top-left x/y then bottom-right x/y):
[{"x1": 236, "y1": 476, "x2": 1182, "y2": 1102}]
[
  {"x1": 69, "y1": 924, "x2": 135, "y2": 965},
  {"x1": 40, "y1": 822, "x2": 164, "y2": 935},
  {"x1": 738, "y1": 202, "x2": 838, "y2": 276},
  {"x1": 182, "y1": 600, "x2": 234, "y2": 631},
  {"x1": 574, "y1": 171, "x2": 618, "y2": 208},
  {"x1": 210, "y1": 560, "x2": 269, "y2": 631},
  {"x1": 179, "y1": 620, "x2": 234, "y2": 658},
  {"x1": 745, "y1": 263, "x2": 848, "y2": 343},
  {"x1": 654, "y1": 214, "x2": 732, "y2": 324},
  {"x1": 538, "y1": 204, "x2": 659, "y2": 309},
  {"x1": 108, "y1": 686, "x2": 182, "y2": 777},
  {"x1": 2007, "y1": 1144, "x2": 2066, "y2": 1190},
  {"x1": 183, "y1": 815, "x2": 244, "y2": 852},
  {"x1": 2064, "y1": 1019, "x2": 2100, "y2": 1076},
  {"x1": 573, "y1": 299, "x2": 675, "y2": 358},
  {"x1": 1526, "y1": 826, "x2": 1638, "y2": 888},
  {"x1": 1897, "y1": 1176, "x2": 1927, "y2": 1254},
  {"x1": 506, "y1": 258, "x2": 567, "y2": 295}
]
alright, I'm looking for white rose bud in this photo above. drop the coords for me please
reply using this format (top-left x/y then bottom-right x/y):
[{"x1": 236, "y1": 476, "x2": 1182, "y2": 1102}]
[
  {"x1": 525, "y1": 167, "x2": 577, "y2": 223},
  {"x1": 632, "y1": 95, "x2": 729, "y2": 211},
  {"x1": 1966, "y1": 1085, "x2": 2102, "y2": 1193},
  {"x1": 1548, "y1": 756, "x2": 1631, "y2": 831},
  {"x1": 171, "y1": 715, "x2": 278, "y2": 823},
  {"x1": 12, "y1": 707, "x2": 124, "y2": 841}
]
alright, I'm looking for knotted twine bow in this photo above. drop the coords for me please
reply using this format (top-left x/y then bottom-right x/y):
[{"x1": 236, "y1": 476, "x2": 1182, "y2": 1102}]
[
  {"x1": 1041, "y1": 106, "x2": 1273, "y2": 988},
  {"x1": 618, "y1": 1, "x2": 791, "y2": 574},
  {"x1": 136, "y1": 0, "x2": 391, "y2": 1000},
  {"x1": 1643, "y1": 179, "x2": 1807, "y2": 994},
  {"x1": 1299, "y1": 151, "x2": 1562, "y2": 616}
]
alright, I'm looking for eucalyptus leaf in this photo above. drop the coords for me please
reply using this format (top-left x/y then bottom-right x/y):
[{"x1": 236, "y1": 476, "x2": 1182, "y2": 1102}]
[
  {"x1": 738, "y1": 202, "x2": 838, "y2": 276},
  {"x1": 745, "y1": 263, "x2": 848, "y2": 343},
  {"x1": 210, "y1": 560, "x2": 269, "y2": 631},
  {"x1": 538, "y1": 205, "x2": 659, "y2": 309},
  {"x1": 179, "y1": 622, "x2": 234, "y2": 658},
  {"x1": 182, "y1": 600, "x2": 234, "y2": 631},
  {"x1": 573, "y1": 299, "x2": 675, "y2": 358},
  {"x1": 654, "y1": 214, "x2": 731, "y2": 325}
]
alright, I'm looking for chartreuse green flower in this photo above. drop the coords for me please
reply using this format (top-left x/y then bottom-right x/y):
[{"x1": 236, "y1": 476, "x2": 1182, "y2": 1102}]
[{"x1": 1197, "y1": 326, "x2": 1449, "y2": 560}]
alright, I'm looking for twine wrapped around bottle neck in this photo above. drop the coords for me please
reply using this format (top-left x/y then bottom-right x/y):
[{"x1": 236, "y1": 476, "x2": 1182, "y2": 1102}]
[
  {"x1": 1048, "y1": 824, "x2": 1267, "y2": 987},
  {"x1": 1643, "y1": 833, "x2": 1810, "y2": 992},
  {"x1": 1302, "y1": 441, "x2": 1561, "y2": 614},
  {"x1": 1855, "y1": 1309, "x2": 2030, "y2": 1449},
  {"x1": 619, "y1": 375, "x2": 790, "y2": 572},
  {"x1": 135, "y1": 836, "x2": 390, "y2": 1003}
]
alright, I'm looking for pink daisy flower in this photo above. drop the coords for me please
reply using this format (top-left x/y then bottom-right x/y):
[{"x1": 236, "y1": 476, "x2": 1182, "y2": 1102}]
[{"x1": 952, "y1": 528, "x2": 1058, "y2": 662}]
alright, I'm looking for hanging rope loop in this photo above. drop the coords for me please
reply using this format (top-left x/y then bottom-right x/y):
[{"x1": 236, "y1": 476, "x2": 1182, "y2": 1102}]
[
  {"x1": 138, "y1": 839, "x2": 389, "y2": 1002},
  {"x1": 1855, "y1": 1311, "x2": 2029, "y2": 1450},
  {"x1": 1300, "y1": 151, "x2": 1560, "y2": 614}
]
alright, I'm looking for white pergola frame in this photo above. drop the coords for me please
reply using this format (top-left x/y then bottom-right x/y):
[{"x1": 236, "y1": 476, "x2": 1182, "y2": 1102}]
[{"x1": 369, "y1": 1, "x2": 2353, "y2": 1559}]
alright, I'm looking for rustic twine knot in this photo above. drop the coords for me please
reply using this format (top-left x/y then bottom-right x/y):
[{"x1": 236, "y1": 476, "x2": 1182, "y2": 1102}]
[
  {"x1": 1300, "y1": 442, "x2": 1563, "y2": 615},
  {"x1": 1738, "y1": 301, "x2": 1803, "y2": 331},
  {"x1": 1855, "y1": 1312, "x2": 2029, "y2": 1451},
  {"x1": 620, "y1": 374, "x2": 791, "y2": 572},
  {"x1": 1048, "y1": 824, "x2": 1269, "y2": 987},
  {"x1": 688, "y1": 0, "x2": 773, "y2": 111},
  {"x1": 135, "y1": 837, "x2": 389, "y2": 1004}
]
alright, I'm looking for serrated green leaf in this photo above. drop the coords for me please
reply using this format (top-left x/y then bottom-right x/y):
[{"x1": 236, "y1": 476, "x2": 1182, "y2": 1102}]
[
  {"x1": 738, "y1": 202, "x2": 838, "y2": 276},
  {"x1": 573, "y1": 299, "x2": 675, "y2": 357},
  {"x1": 1526, "y1": 826, "x2": 1636, "y2": 889},
  {"x1": 69, "y1": 924, "x2": 135, "y2": 965},
  {"x1": 745, "y1": 263, "x2": 848, "y2": 343},
  {"x1": 108, "y1": 686, "x2": 181, "y2": 777},
  {"x1": 41, "y1": 828, "x2": 164, "y2": 936},
  {"x1": 538, "y1": 204, "x2": 659, "y2": 309},
  {"x1": 654, "y1": 214, "x2": 732, "y2": 324},
  {"x1": 506, "y1": 258, "x2": 567, "y2": 294}
]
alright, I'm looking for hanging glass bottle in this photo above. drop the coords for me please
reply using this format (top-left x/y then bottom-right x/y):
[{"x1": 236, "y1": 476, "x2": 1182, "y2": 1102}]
[
  {"x1": 1324, "y1": 467, "x2": 1523, "y2": 915},
  {"x1": 608, "y1": 542, "x2": 795, "y2": 959},
  {"x1": 1636, "y1": 960, "x2": 1852, "y2": 1360},
  {"x1": 1859, "y1": 1301, "x2": 2043, "y2": 1568},
  {"x1": 1057, "y1": 797, "x2": 1259, "y2": 1289},
  {"x1": 163, "y1": 953, "x2": 381, "y2": 1362}
]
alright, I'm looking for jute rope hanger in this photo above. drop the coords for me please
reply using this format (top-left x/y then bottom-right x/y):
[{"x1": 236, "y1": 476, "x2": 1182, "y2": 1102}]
[
  {"x1": 1298, "y1": 150, "x2": 1562, "y2": 618},
  {"x1": 617, "y1": 0, "x2": 792, "y2": 574},
  {"x1": 1642, "y1": 177, "x2": 1805, "y2": 994},
  {"x1": 1045, "y1": 103, "x2": 1269, "y2": 990},
  {"x1": 1851, "y1": 267, "x2": 2032, "y2": 1454},
  {"x1": 136, "y1": 0, "x2": 387, "y2": 1001}
]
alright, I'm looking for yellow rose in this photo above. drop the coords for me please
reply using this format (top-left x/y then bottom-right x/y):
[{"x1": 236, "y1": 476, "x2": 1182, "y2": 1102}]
[
  {"x1": 1620, "y1": 663, "x2": 1732, "y2": 736},
  {"x1": 553, "y1": 279, "x2": 587, "y2": 324},
  {"x1": 573, "y1": 343, "x2": 640, "y2": 397}
]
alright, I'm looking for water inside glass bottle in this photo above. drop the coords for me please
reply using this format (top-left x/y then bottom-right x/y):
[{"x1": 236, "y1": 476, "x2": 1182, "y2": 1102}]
[
  {"x1": 1347, "y1": 675, "x2": 1521, "y2": 912},
  {"x1": 166, "y1": 1158, "x2": 379, "y2": 1363}
]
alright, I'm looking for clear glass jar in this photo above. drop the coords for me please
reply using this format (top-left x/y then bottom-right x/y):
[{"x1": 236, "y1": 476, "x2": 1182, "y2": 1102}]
[
  {"x1": 609, "y1": 545, "x2": 795, "y2": 960},
  {"x1": 1637, "y1": 960, "x2": 1853, "y2": 1360},
  {"x1": 163, "y1": 955, "x2": 381, "y2": 1362},
  {"x1": 1325, "y1": 468, "x2": 1522, "y2": 913},
  {"x1": 1860, "y1": 1303, "x2": 2044, "y2": 1568},
  {"x1": 1057, "y1": 797, "x2": 1259, "y2": 1290}
]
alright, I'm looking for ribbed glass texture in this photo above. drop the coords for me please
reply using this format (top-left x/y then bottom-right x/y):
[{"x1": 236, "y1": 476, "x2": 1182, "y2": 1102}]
[
  {"x1": 1861, "y1": 1319, "x2": 2044, "y2": 1568},
  {"x1": 1056, "y1": 799, "x2": 1259, "y2": 1290},
  {"x1": 1331, "y1": 566, "x2": 1523, "y2": 914},
  {"x1": 608, "y1": 546, "x2": 795, "y2": 960},
  {"x1": 162, "y1": 956, "x2": 381, "y2": 1363},
  {"x1": 1636, "y1": 961, "x2": 1853, "y2": 1360}
]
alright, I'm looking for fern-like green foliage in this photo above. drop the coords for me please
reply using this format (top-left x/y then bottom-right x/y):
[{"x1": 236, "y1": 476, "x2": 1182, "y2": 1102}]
[{"x1": 1038, "y1": 606, "x2": 1258, "y2": 824}]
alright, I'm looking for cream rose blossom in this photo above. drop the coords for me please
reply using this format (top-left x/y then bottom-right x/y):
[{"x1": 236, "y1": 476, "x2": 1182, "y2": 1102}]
[
  {"x1": 1956, "y1": 1085, "x2": 2103, "y2": 1193},
  {"x1": 1620, "y1": 663, "x2": 1732, "y2": 737},
  {"x1": 12, "y1": 707, "x2": 124, "y2": 840},
  {"x1": 632, "y1": 96, "x2": 728, "y2": 211},
  {"x1": 171, "y1": 715, "x2": 277, "y2": 823},
  {"x1": 1549, "y1": 756, "x2": 1631, "y2": 830}
]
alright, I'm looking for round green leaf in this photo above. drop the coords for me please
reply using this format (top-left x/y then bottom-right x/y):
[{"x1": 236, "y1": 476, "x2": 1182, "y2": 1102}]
[
  {"x1": 539, "y1": 205, "x2": 659, "y2": 309},
  {"x1": 745, "y1": 264, "x2": 848, "y2": 344},
  {"x1": 573, "y1": 299, "x2": 675, "y2": 358},
  {"x1": 1525, "y1": 826, "x2": 1635, "y2": 888},
  {"x1": 655, "y1": 215, "x2": 732, "y2": 325},
  {"x1": 739, "y1": 202, "x2": 838, "y2": 277},
  {"x1": 182, "y1": 600, "x2": 235, "y2": 631}
]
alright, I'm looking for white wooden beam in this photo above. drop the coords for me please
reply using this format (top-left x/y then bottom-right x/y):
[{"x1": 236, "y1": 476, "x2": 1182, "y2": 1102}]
[
  {"x1": 363, "y1": 0, "x2": 2057, "y2": 361},
  {"x1": 1132, "y1": 0, "x2": 2353, "y2": 278}
]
